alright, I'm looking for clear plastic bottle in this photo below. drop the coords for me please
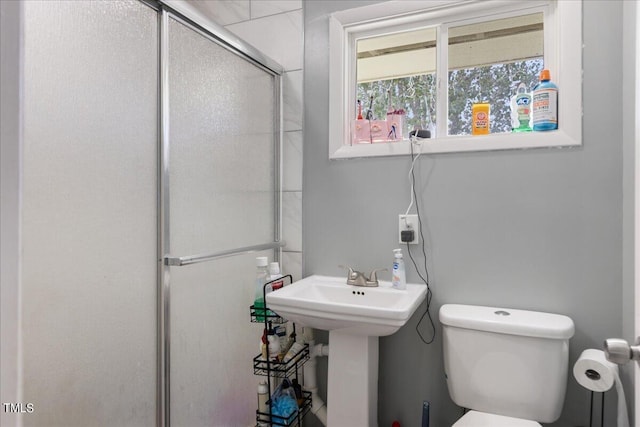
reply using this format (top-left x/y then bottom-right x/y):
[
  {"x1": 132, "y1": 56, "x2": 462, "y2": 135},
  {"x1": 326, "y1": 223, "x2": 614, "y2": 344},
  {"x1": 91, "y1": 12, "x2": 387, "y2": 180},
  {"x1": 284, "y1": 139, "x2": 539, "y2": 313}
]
[
  {"x1": 254, "y1": 256, "x2": 270, "y2": 321},
  {"x1": 265, "y1": 261, "x2": 284, "y2": 319},
  {"x1": 269, "y1": 262, "x2": 284, "y2": 291},
  {"x1": 392, "y1": 249, "x2": 406, "y2": 290},
  {"x1": 532, "y1": 69, "x2": 558, "y2": 131}
]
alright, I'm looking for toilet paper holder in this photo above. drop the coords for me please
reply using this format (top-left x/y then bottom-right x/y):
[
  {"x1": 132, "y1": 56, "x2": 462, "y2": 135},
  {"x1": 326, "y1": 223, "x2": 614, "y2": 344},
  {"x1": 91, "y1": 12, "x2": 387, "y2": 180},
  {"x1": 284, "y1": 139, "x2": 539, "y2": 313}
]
[
  {"x1": 574, "y1": 348, "x2": 630, "y2": 427},
  {"x1": 604, "y1": 337, "x2": 640, "y2": 365}
]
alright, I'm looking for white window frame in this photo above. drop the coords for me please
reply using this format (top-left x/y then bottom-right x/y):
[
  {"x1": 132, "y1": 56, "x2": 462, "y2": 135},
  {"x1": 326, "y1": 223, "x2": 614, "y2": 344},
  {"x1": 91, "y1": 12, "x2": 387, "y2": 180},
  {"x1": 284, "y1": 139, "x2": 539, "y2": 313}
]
[{"x1": 328, "y1": 0, "x2": 582, "y2": 159}]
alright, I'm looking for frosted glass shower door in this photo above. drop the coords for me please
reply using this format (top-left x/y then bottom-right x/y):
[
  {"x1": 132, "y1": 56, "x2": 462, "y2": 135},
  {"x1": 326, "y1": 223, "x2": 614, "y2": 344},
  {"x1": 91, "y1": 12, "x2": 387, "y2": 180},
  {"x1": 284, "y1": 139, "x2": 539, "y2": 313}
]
[
  {"x1": 21, "y1": 1, "x2": 158, "y2": 426},
  {"x1": 165, "y1": 14, "x2": 280, "y2": 426}
]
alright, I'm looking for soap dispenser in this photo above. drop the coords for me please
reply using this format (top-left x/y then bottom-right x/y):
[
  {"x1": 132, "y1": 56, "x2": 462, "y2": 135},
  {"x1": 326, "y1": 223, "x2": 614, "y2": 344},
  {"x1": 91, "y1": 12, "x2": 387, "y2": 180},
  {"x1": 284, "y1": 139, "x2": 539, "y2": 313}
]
[{"x1": 392, "y1": 249, "x2": 406, "y2": 290}]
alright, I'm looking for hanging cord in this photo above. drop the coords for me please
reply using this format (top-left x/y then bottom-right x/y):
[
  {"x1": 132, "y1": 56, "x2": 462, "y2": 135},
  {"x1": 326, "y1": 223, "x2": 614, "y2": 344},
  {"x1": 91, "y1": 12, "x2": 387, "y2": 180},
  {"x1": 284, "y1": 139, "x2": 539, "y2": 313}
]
[
  {"x1": 404, "y1": 142, "x2": 423, "y2": 216},
  {"x1": 406, "y1": 136, "x2": 436, "y2": 344}
]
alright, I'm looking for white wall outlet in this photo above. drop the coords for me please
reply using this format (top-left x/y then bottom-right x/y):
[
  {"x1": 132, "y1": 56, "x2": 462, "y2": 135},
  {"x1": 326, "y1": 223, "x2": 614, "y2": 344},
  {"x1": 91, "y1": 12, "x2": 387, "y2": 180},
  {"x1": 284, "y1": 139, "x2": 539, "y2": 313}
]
[{"x1": 398, "y1": 214, "x2": 419, "y2": 245}]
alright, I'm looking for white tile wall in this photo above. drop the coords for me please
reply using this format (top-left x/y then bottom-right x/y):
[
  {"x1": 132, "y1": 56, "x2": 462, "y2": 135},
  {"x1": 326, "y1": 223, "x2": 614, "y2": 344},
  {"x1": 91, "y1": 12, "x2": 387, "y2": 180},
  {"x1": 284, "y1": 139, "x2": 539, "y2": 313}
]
[
  {"x1": 185, "y1": 0, "x2": 250, "y2": 26},
  {"x1": 283, "y1": 70, "x2": 303, "y2": 131},
  {"x1": 282, "y1": 191, "x2": 302, "y2": 252},
  {"x1": 213, "y1": 0, "x2": 304, "y2": 274},
  {"x1": 283, "y1": 131, "x2": 302, "y2": 192},
  {"x1": 281, "y1": 251, "x2": 302, "y2": 281},
  {"x1": 226, "y1": 9, "x2": 303, "y2": 71},
  {"x1": 251, "y1": 0, "x2": 302, "y2": 19}
]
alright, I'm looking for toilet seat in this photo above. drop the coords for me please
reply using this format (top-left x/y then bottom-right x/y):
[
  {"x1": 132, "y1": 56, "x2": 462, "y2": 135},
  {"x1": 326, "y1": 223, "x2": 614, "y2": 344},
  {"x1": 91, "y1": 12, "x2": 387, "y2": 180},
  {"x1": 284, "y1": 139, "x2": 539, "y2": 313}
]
[{"x1": 453, "y1": 410, "x2": 542, "y2": 427}]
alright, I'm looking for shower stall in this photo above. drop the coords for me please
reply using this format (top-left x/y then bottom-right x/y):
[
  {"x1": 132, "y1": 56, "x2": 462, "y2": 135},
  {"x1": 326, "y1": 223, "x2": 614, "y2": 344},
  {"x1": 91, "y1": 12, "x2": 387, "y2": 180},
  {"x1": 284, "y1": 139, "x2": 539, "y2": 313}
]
[{"x1": 16, "y1": 1, "x2": 283, "y2": 425}]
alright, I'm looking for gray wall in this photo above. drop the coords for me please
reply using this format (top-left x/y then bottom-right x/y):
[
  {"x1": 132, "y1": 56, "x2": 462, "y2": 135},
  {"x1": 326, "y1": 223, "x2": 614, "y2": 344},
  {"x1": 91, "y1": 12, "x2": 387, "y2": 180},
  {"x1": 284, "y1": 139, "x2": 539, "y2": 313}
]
[{"x1": 303, "y1": 1, "x2": 629, "y2": 426}]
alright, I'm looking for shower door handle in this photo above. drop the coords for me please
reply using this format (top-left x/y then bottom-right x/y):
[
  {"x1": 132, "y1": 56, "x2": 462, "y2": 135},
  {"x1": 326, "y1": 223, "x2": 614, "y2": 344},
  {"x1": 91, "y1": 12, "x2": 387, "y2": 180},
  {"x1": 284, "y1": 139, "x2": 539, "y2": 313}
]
[{"x1": 165, "y1": 241, "x2": 286, "y2": 266}]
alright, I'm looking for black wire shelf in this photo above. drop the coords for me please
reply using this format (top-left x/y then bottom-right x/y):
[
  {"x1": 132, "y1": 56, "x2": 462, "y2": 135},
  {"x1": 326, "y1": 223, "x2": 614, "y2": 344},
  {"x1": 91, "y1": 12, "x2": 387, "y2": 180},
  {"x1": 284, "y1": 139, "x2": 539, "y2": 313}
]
[
  {"x1": 250, "y1": 305, "x2": 287, "y2": 324},
  {"x1": 253, "y1": 343, "x2": 310, "y2": 378},
  {"x1": 250, "y1": 274, "x2": 312, "y2": 426}
]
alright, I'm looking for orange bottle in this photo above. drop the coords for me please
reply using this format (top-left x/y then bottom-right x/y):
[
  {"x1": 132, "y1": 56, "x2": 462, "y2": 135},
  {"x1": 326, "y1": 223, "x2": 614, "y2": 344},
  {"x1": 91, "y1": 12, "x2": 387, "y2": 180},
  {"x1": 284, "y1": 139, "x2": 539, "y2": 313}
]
[{"x1": 472, "y1": 103, "x2": 490, "y2": 135}]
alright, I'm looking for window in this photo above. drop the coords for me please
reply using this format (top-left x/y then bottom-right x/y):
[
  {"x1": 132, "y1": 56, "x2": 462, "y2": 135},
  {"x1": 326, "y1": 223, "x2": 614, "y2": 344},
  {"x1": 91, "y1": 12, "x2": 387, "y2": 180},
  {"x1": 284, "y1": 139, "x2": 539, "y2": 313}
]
[
  {"x1": 356, "y1": 27, "x2": 437, "y2": 140},
  {"x1": 328, "y1": 0, "x2": 582, "y2": 159},
  {"x1": 447, "y1": 13, "x2": 544, "y2": 136}
]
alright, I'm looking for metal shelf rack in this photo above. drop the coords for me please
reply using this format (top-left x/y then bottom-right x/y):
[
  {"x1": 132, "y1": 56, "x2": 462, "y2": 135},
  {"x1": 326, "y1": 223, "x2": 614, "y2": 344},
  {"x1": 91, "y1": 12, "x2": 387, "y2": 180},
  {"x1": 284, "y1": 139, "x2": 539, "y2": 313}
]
[{"x1": 250, "y1": 275, "x2": 311, "y2": 426}]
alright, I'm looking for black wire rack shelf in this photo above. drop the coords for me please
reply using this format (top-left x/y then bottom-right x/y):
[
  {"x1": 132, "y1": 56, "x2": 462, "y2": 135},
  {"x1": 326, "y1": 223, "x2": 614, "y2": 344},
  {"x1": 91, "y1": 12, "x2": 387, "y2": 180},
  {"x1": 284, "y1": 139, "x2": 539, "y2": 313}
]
[
  {"x1": 249, "y1": 305, "x2": 287, "y2": 324},
  {"x1": 253, "y1": 343, "x2": 310, "y2": 378}
]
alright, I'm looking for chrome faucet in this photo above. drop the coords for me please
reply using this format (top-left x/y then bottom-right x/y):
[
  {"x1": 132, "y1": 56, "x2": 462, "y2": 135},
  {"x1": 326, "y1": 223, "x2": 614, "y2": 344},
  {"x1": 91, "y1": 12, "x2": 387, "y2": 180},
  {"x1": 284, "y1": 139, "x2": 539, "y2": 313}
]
[{"x1": 340, "y1": 266, "x2": 387, "y2": 287}]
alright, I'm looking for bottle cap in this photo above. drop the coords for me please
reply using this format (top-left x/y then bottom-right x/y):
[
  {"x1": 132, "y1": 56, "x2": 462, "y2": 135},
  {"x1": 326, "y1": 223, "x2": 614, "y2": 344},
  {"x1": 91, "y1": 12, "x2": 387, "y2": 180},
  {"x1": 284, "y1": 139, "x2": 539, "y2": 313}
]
[
  {"x1": 258, "y1": 382, "x2": 268, "y2": 393},
  {"x1": 540, "y1": 69, "x2": 551, "y2": 81},
  {"x1": 269, "y1": 262, "x2": 280, "y2": 275},
  {"x1": 393, "y1": 248, "x2": 403, "y2": 258},
  {"x1": 256, "y1": 256, "x2": 268, "y2": 267}
]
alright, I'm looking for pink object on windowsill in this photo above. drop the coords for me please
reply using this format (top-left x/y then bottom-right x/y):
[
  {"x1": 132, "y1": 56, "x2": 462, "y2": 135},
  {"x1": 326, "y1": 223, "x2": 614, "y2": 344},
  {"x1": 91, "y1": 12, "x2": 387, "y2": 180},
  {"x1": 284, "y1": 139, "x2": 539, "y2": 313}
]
[{"x1": 351, "y1": 115, "x2": 403, "y2": 144}]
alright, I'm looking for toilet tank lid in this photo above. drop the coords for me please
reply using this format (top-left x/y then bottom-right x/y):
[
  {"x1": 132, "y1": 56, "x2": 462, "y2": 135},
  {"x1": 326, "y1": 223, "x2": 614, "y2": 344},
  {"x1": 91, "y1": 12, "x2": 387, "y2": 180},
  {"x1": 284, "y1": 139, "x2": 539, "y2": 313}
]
[{"x1": 439, "y1": 304, "x2": 575, "y2": 339}]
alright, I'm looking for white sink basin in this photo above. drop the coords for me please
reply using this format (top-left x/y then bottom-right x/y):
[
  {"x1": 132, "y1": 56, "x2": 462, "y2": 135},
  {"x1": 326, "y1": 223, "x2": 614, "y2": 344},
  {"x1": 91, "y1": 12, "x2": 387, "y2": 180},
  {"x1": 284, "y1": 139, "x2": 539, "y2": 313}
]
[
  {"x1": 267, "y1": 274, "x2": 427, "y2": 425},
  {"x1": 265, "y1": 274, "x2": 427, "y2": 336}
]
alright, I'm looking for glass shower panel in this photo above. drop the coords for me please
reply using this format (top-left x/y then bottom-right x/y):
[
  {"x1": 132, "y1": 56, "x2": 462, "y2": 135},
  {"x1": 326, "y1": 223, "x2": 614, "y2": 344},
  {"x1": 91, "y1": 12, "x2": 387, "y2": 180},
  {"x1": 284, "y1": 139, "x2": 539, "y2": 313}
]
[
  {"x1": 170, "y1": 251, "x2": 272, "y2": 426},
  {"x1": 22, "y1": 1, "x2": 158, "y2": 426},
  {"x1": 167, "y1": 16, "x2": 279, "y2": 426},
  {"x1": 168, "y1": 17, "x2": 277, "y2": 257}
]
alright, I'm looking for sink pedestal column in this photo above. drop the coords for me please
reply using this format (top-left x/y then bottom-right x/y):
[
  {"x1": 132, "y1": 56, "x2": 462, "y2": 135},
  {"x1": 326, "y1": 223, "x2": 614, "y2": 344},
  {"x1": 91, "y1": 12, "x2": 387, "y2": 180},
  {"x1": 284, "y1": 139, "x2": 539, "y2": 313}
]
[{"x1": 327, "y1": 331, "x2": 379, "y2": 427}]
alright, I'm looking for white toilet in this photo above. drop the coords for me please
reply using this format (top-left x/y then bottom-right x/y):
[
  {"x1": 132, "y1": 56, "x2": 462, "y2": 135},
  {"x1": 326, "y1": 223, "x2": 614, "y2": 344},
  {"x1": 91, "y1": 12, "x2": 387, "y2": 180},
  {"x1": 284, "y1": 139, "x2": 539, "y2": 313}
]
[{"x1": 439, "y1": 304, "x2": 575, "y2": 426}]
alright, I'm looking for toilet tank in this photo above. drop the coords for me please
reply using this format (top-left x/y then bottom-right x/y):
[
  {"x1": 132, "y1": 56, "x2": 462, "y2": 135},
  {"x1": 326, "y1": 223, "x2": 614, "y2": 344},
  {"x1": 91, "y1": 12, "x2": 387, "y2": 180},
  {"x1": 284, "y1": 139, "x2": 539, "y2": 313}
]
[{"x1": 440, "y1": 304, "x2": 574, "y2": 423}]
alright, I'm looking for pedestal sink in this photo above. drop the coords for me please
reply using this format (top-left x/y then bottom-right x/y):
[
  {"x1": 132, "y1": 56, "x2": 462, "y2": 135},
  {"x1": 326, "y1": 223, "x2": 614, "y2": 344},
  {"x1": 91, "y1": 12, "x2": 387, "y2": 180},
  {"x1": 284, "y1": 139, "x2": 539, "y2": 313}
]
[{"x1": 266, "y1": 275, "x2": 427, "y2": 427}]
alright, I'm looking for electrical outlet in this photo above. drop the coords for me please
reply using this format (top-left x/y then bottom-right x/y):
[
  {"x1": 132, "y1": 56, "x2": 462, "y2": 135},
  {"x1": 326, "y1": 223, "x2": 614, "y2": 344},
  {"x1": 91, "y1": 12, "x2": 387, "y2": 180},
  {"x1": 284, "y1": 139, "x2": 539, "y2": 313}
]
[{"x1": 398, "y1": 214, "x2": 419, "y2": 245}]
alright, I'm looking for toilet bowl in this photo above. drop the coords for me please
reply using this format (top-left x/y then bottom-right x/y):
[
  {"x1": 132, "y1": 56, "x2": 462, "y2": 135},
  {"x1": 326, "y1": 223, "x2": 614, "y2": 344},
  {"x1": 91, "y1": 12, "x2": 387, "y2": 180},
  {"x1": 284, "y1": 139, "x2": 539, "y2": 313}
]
[{"x1": 440, "y1": 304, "x2": 575, "y2": 425}]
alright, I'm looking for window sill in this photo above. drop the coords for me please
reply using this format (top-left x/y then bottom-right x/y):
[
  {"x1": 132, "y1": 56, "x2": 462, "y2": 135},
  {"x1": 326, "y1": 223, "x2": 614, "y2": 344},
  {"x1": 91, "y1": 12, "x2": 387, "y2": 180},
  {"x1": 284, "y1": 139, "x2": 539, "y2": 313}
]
[{"x1": 329, "y1": 129, "x2": 581, "y2": 159}]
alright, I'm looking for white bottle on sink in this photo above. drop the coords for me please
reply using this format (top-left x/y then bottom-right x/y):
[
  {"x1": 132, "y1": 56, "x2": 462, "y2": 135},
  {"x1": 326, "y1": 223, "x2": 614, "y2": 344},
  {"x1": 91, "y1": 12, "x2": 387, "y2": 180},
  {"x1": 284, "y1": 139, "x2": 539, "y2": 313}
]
[{"x1": 392, "y1": 248, "x2": 406, "y2": 290}]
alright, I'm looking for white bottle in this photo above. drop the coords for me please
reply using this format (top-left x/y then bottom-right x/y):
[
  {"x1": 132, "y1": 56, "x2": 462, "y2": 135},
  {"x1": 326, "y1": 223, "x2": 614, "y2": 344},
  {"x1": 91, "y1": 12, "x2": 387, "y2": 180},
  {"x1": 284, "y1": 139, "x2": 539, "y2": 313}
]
[
  {"x1": 392, "y1": 249, "x2": 406, "y2": 290},
  {"x1": 257, "y1": 381, "x2": 269, "y2": 426},
  {"x1": 267, "y1": 330, "x2": 281, "y2": 361},
  {"x1": 268, "y1": 262, "x2": 284, "y2": 291},
  {"x1": 254, "y1": 257, "x2": 270, "y2": 321},
  {"x1": 257, "y1": 381, "x2": 269, "y2": 413}
]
